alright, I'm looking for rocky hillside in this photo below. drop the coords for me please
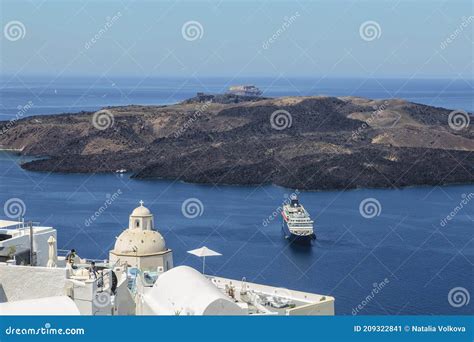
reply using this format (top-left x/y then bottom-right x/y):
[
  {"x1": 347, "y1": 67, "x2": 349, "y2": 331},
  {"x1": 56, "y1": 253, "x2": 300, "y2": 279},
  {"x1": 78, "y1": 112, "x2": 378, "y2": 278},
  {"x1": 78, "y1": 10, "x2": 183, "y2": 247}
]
[{"x1": 0, "y1": 95, "x2": 472, "y2": 190}]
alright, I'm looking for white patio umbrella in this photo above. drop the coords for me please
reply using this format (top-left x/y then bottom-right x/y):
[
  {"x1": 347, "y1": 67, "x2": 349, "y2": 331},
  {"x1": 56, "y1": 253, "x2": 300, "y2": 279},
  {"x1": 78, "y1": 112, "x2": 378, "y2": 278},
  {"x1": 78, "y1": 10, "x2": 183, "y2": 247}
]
[
  {"x1": 187, "y1": 246, "x2": 222, "y2": 274},
  {"x1": 46, "y1": 235, "x2": 57, "y2": 268}
]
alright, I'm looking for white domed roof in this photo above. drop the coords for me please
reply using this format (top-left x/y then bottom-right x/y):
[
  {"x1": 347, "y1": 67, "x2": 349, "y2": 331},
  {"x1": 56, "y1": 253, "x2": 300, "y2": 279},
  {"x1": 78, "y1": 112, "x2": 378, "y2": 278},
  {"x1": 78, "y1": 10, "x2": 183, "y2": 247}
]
[
  {"x1": 113, "y1": 229, "x2": 166, "y2": 256},
  {"x1": 131, "y1": 201, "x2": 152, "y2": 216}
]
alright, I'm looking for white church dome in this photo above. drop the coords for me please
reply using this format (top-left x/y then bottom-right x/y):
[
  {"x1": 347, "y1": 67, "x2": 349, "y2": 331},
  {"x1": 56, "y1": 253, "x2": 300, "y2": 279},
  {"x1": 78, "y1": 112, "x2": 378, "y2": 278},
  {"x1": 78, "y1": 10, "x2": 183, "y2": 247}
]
[
  {"x1": 112, "y1": 201, "x2": 168, "y2": 256},
  {"x1": 113, "y1": 229, "x2": 166, "y2": 256},
  {"x1": 131, "y1": 203, "x2": 152, "y2": 216}
]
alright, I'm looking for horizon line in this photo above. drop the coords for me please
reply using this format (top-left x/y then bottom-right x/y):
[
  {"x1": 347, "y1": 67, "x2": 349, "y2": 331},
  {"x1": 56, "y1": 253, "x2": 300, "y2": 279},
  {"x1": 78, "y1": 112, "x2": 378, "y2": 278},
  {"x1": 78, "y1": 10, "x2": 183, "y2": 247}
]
[{"x1": 1, "y1": 74, "x2": 473, "y2": 82}]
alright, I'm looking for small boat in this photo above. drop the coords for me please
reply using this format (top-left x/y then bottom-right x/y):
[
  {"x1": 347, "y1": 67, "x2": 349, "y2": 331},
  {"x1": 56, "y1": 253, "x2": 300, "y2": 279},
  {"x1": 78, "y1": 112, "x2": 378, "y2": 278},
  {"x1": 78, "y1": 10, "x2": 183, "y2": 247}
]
[
  {"x1": 281, "y1": 195, "x2": 316, "y2": 242},
  {"x1": 115, "y1": 169, "x2": 127, "y2": 174}
]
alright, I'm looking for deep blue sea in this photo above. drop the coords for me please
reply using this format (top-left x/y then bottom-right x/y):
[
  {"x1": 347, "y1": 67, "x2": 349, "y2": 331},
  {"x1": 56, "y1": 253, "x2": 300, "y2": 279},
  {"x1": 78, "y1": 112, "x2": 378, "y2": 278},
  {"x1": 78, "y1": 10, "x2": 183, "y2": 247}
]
[{"x1": 0, "y1": 77, "x2": 472, "y2": 315}]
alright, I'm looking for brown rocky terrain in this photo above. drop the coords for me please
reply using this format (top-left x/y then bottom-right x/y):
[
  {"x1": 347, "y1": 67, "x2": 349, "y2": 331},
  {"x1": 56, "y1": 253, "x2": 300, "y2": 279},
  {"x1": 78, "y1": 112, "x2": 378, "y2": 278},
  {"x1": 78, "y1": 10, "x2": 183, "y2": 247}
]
[{"x1": 0, "y1": 95, "x2": 472, "y2": 190}]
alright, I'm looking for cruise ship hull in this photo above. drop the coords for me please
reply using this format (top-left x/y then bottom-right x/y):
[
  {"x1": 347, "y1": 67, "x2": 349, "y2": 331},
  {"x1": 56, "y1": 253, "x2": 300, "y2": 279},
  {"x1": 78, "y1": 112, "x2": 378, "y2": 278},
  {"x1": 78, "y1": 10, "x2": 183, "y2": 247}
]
[{"x1": 281, "y1": 221, "x2": 316, "y2": 243}]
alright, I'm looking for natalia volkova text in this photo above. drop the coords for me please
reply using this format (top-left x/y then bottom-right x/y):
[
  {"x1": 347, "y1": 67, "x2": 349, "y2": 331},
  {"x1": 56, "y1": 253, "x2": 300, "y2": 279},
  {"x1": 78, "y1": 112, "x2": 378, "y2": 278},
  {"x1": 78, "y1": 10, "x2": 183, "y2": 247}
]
[{"x1": 410, "y1": 325, "x2": 466, "y2": 333}]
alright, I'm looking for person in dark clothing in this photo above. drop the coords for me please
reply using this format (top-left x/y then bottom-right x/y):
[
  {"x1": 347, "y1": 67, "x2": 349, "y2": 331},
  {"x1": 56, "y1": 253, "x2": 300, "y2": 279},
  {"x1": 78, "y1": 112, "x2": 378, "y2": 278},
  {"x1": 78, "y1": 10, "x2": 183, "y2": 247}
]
[
  {"x1": 88, "y1": 261, "x2": 104, "y2": 287},
  {"x1": 65, "y1": 249, "x2": 76, "y2": 265},
  {"x1": 88, "y1": 261, "x2": 98, "y2": 279}
]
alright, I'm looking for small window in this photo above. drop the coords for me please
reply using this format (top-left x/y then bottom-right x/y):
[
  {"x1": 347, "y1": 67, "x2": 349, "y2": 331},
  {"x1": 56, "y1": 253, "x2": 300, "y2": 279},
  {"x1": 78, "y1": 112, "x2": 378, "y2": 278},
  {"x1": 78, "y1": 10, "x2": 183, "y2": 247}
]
[{"x1": 135, "y1": 220, "x2": 140, "y2": 228}]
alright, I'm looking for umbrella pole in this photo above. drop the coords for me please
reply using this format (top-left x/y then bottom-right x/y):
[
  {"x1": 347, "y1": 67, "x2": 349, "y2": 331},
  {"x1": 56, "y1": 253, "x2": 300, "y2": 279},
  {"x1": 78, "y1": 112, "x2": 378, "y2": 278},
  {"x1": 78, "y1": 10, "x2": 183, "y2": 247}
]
[{"x1": 203, "y1": 256, "x2": 206, "y2": 274}]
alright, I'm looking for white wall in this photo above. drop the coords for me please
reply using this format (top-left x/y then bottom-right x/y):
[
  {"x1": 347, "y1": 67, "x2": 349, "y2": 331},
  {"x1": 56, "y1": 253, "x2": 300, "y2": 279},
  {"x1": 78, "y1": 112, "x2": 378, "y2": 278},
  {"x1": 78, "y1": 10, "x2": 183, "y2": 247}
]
[
  {"x1": 0, "y1": 264, "x2": 67, "y2": 302},
  {"x1": 287, "y1": 300, "x2": 335, "y2": 315},
  {"x1": 72, "y1": 270, "x2": 114, "y2": 316},
  {"x1": 114, "y1": 276, "x2": 136, "y2": 315},
  {"x1": 0, "y1": 296, "x2": 80, "y2": 315}
]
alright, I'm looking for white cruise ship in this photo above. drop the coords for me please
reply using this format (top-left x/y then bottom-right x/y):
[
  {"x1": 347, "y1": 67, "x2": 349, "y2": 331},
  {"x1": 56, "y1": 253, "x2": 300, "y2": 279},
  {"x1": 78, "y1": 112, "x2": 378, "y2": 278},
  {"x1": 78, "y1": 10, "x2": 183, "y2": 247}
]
[{"x1": 281, "y1": 195, "x2": 316, "y2": 241}]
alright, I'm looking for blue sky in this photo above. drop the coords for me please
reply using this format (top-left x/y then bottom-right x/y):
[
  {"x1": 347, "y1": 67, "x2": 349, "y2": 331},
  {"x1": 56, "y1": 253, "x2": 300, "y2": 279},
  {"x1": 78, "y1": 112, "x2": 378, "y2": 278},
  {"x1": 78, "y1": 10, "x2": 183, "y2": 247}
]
[{"x1": 1, "y1": 0, "x2": 472, "y2": 78}]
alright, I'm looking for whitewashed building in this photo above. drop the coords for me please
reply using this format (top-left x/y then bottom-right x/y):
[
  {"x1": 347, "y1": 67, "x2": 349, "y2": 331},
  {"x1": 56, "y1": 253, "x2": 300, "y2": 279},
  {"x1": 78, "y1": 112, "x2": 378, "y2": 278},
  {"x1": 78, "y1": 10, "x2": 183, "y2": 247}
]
[{"x1": 109, "y1": 201, "x2": 173, "y2": 272}]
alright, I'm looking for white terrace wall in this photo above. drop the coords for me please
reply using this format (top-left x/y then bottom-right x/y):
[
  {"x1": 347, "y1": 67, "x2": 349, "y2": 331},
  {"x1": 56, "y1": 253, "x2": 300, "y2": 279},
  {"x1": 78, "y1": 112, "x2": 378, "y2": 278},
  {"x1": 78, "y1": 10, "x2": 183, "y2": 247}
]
[{"x1": 0, "y1": 264, "x2": 67, "y2": 302}]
